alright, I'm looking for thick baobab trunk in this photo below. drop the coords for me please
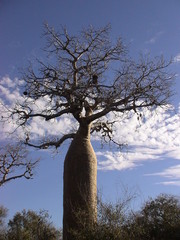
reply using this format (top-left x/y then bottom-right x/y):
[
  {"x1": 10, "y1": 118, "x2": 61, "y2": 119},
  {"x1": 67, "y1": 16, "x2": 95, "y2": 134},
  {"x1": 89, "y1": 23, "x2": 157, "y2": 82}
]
[{"x1": 63, "y1": 122, "x2": 97, "y2": 240}]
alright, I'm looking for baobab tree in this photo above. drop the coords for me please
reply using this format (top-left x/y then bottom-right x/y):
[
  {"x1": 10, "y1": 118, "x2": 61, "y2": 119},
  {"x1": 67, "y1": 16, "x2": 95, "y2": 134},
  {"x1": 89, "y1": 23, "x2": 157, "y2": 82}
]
[{"x1": 5, "y1": 24, "x2": 174, "y2": 239}]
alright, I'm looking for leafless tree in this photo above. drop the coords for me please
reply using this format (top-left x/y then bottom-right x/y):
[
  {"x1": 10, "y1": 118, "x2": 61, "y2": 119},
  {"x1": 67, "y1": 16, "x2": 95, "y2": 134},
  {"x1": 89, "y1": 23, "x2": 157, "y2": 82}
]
[
  {"x1": 5, "y1": 24, "x2": 174, "y2": 239},
  {"x1": 0, "y1": 143, "x2": 38, "y2": 187}
]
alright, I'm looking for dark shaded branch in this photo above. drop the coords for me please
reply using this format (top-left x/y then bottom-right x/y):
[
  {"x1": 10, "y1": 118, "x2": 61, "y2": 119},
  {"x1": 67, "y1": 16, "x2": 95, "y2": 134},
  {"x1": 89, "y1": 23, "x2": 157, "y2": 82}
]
[
  {"x1": 28, "y1": 108, "x2": 72, "y2": 121},
  {"x1": 1, "y1": 172, "x2": 31, "y2": 186},
  {"x1": 26, "y1": 133, "x2": 76, "y2": 149}
]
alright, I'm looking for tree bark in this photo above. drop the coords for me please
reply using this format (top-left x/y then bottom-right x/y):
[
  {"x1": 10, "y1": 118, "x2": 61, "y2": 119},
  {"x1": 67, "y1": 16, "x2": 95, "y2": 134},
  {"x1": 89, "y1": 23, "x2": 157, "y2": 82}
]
[{"x1": 63, "y1": 122, "x2": 97, "y2": 240}]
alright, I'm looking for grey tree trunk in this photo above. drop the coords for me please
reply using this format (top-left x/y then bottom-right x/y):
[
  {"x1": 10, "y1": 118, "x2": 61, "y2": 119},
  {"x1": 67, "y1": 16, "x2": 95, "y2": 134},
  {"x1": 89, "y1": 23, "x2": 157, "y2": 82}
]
[{"x1": 63, "y1": 122, "x2": 97, "y2": 240}]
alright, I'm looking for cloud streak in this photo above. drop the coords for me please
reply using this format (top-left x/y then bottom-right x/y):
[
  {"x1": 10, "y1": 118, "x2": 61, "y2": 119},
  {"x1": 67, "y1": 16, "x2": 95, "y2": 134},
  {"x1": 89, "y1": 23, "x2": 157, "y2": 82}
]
[
  {"x1": 148, "y1": 165, "x2": 180, "y2": 179},
  {"x1": 146, "y1": 31, "x2": 164, "y2": 44},
  {"x1": 146, "y1": 164, "x2": 180, "y2": 186}
]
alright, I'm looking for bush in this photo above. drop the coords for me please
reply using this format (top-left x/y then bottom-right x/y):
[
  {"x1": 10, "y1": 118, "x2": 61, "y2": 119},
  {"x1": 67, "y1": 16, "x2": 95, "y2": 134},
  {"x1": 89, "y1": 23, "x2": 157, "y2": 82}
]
[{"x1": 71, "y1": 194, "x2": 180, "y2": 240}]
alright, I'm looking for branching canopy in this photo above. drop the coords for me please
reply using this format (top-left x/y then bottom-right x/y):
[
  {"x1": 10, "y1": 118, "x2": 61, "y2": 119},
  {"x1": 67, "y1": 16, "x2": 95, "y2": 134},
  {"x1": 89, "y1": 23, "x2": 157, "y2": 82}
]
[
  {"x1": 0, "y1": 143, "x2": 38, "y2": 186},
  {"x1": 8, "y1": 24, "x2": 174, "y2": 149}
]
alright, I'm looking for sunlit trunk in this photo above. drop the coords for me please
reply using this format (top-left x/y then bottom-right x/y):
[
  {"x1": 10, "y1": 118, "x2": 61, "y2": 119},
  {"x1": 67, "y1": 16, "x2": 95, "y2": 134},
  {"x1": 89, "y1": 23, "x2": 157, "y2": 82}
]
[{"x1": 63, "y1": 122, "x2": 97, "y2": 240}]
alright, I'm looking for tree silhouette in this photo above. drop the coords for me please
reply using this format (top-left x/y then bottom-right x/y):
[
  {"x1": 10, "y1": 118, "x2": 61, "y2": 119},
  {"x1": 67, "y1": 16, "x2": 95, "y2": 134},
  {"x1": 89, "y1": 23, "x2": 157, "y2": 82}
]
[
  {"x1": 6, "y1": 24, "x2": 174, "y2": 239},
  {"x1": 127, "y1": 194, "x2": 180, "y2": 240},
  {"x1": 0, "y1": 143, "x2": 38, "y2": 187},
  {"x1": 7, "y1": 209, "x2": 61, "y2": 240}
]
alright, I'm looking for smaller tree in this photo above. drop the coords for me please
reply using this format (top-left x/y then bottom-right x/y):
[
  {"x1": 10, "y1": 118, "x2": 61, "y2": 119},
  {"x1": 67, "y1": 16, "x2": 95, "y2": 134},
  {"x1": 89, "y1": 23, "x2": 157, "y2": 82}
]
[
  {"x1": 0, "y1": 206, "x2": 8, "y2": 240},
  {"x1": 70, "y1": 192, "x2": 135, "y2": 240},
  {"x1": 0, "y1": 143, "x2": 39, "y2": 187},
  {"x1": 127, "y1": 194, "x2": 180, "y2": 240},
  {"x1": 0, "y1": 206, "x2": 8, "y2": 226},
  {"x1": 7, "y1": 209, "x2": 61, "y2": 240}
]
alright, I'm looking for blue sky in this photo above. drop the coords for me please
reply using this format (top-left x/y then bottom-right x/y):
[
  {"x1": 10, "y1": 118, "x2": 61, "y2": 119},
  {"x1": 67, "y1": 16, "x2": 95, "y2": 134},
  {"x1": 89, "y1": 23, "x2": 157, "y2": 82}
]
[{"x1": 0, "y1": 0, "x2": 180, "y2": 228}]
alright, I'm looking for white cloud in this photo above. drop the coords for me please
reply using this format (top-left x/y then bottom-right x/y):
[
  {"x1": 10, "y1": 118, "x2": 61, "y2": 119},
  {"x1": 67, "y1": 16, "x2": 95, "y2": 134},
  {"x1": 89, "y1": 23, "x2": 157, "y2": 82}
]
[
  {"x1": 97, "y1": 105, "x2": 180, "y2": 171},
  {"x1": 146, "y1": 31, "x2": 164, "y2": 44},
  {"x1": 145, "y1": 164, "x2": 180, "y2": 186},
  {"x1": 146, "y1": 165, "x2": 180, "y2": 179},
  {"x1": 174, "y1": 53, "x2": 180, "y2": 63},
  {"x1": 97, "y1": 151, "x2": 136, "y2": 170},
  {"x1": 147, "y1": 37, "x2": 156, "y2": 44},
  {"x1": 0, "y1": 76, "x2": 21, "y2": 88},
  {"x1": 0, "y1": 76, "x2": 77, "y2": 141},
  {"x1": 157, "y1": 181, "x2": 180, "y2": 186}
]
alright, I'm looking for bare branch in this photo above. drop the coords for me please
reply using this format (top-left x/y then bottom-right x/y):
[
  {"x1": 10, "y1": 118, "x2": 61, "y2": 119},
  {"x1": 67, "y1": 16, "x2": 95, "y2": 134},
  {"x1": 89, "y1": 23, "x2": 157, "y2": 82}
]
[
  {"x1": 91, "y1": 119, "x2": 124, "y2": 148},
  {"x1": 0, "y1": 143, "x2": 39, "y2": 187},
  {"x1": 25, "y1": 133, "x2": 76, "y2": 149}
]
